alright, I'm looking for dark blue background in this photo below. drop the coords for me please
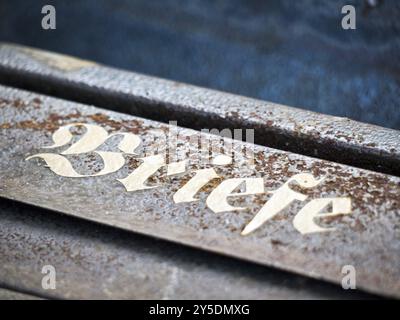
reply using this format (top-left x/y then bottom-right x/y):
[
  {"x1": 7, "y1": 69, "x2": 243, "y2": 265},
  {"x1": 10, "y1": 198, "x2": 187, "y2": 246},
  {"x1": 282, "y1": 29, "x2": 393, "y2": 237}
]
[{"x1": 0, "y1": 0, "x2": 399, "y2": 129}]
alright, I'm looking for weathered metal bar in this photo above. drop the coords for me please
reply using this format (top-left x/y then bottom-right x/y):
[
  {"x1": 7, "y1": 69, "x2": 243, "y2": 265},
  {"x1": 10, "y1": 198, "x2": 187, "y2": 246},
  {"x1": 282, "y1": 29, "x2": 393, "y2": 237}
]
[
  {"x1": 1, "y1": 197, "x2": 371, "y2": 300},
  {"x1": 0, "y1": 43, "x2": 398, "y2": 176},
  {"x1": 0, "y1": 287, "x2": 42, "y2": 300},
  {"x1": 0, "y1": 85, "x2": 399, "y2": 298}
]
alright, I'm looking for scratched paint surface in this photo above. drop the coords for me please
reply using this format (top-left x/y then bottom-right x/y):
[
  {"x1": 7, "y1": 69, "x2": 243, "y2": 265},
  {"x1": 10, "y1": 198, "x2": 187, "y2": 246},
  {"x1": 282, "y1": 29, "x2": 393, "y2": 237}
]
[{"x1": 0, "y1": 85, "x2": 399, "y2": 297}]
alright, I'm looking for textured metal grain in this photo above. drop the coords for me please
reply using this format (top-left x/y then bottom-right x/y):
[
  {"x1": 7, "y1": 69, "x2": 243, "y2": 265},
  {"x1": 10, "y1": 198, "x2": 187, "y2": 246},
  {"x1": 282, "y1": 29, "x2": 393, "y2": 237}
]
[
  {"x1": 0, "y1": 288, "x2": 42, "y2": 300},
  {"x1": 0, "y1": 85, "x2": 399, "y2": 298},
  {"x1": 0, "y1": 43, "x2": 398, "y2": 176},
  {"x1": 0, "y1": 198, "x2": 372, "y2": 300}
]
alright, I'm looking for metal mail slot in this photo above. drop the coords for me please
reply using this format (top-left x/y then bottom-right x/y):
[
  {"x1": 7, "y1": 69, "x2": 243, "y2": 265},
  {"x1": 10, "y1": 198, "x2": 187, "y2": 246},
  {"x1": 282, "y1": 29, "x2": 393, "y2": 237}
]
[{"x1": 0, "y1": 45, "x2": 399, "y2": 300}]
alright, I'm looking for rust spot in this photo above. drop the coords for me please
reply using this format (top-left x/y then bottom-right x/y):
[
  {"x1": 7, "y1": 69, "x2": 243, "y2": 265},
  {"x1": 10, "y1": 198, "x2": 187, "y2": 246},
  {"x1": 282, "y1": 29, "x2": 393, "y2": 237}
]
[
  {"x1": 270, "y1": 239, "x2": 286, "y2": 246},
  {"x1": 0, "y1": 98, "x2": 11, "y2": 107},
  {"x1": 0, "y1": 123, "x2": 11, "y2": 129},
  {"x1": 88, "y1": 113, "x2": 143, "y2": 134},
  {"x1": 12, "y1": 99, "x2": 27, "y2": 108}
]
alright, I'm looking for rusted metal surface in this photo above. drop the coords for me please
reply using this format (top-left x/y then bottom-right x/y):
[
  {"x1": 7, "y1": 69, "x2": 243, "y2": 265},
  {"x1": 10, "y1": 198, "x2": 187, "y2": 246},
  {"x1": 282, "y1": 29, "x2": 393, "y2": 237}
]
[
  {"x1": 0, "y1": 198, "x2": 372, "y2": 300},
  {"x1": 0, "y1": 287, "x2": 42, "y2": 300},
  {"x1": 0, "y1": 85, "x2": 399, "y2": 298},
  {"x1": 0, "y1": 43, "x2": 399, "y2": 176}
]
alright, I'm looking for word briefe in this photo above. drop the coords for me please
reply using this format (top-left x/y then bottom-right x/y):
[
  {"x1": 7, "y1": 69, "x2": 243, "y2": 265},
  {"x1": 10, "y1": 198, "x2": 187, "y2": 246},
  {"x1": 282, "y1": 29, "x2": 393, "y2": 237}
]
[{"x1": 26, "y1": 123, "x2": 352, "y2": 235}]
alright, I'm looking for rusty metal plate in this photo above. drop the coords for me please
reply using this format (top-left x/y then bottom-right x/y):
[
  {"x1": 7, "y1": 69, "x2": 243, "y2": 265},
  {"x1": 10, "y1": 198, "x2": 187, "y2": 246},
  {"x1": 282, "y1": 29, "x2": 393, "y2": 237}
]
[
  {"x1": 1, "y1": 198, "x2": 371, "y2": 300},
  {"x1": 0, "y1": 43, "x2": 399, "y2": 176},
  {"x1": 0, "y1": 85, "x2": 399, "y2": 298},
  {"x1": 0, "y1": 287, "x2": 41, "y2": 300}
]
